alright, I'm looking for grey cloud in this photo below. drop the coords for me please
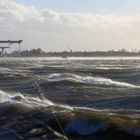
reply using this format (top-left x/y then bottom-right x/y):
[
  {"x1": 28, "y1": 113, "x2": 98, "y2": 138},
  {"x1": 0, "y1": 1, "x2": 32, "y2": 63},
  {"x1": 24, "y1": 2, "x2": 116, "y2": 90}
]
[{"x1": 0, "y1": 0, "x2": 140, "y2": 51}]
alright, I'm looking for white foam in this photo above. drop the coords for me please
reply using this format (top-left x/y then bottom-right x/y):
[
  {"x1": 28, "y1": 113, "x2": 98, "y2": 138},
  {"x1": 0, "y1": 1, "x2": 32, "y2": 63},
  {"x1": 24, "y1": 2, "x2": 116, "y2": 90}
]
[
  {"x1": 0, "y1": 90, "x2": 54, "y2": 108},
  {"x1": 48, "y1": 73, "x2": 63, "y2": 81},
  {"x1": 48, "y1": 73, "x2": 140, "y2": 88},
  {"x1": 0, "y1": 67, "x2": 14, "y2": 73}
]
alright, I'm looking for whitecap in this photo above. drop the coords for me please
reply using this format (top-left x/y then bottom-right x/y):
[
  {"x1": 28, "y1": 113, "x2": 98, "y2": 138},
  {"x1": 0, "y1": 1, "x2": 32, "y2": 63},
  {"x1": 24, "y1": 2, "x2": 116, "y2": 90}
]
[
  {"x1": 47, "y1": 73, "x2": 140, "y2": 88},
  {"x1": 0, "y1": 90, "x2": 54, "y2": 108}
]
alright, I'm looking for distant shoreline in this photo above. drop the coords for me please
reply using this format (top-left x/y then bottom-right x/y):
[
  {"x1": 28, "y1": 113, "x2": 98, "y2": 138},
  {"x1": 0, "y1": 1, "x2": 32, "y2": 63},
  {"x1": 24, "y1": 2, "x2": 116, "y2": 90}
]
[
  {"x1": 3, "y1": 49, "x2": 140, "y2": 57},
  {"x1": 1, "y1": 56, "x2": 140, "y2": 60},
  {"x1": 7, "y1": 54, "x2": 140, "y2": 58},
  {"x1": 5, "y1": 55, "x2": 140, "y2": 58}
]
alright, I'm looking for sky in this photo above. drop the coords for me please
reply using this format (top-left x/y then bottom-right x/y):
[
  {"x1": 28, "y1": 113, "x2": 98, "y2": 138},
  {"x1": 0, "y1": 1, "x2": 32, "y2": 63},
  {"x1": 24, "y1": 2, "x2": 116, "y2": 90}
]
[
  {"x1": 0, "y1": 0, "x2": 140, "y2": 52},
  {"x1": 14, "y1": 0, "x2": 140, "y2": 15}
]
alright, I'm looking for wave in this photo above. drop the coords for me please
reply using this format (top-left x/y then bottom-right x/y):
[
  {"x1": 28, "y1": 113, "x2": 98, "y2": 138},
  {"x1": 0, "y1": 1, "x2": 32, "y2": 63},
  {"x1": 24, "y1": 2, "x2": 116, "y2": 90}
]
[
  {"x1": 47, "y1": 73, "x2": 140, "y2": 88},
  {"x1": 0, "y1": 67, "x2": 13, "y2": 73},
  {"x1": 64, "y1": 117, "x2": 140, "y2": 137},
  {"x1": 61, "y1": 107, "x2": 140, "y2": 137},
  {"x1": 65, "y1": 119, "x2": 107, "y2": 135},
  {"x1": 0, "y1": 89, "x2": 140, "y2": 138},
  {"x1": 0, "y1": 90, "x2": 54, "y2": 109}
]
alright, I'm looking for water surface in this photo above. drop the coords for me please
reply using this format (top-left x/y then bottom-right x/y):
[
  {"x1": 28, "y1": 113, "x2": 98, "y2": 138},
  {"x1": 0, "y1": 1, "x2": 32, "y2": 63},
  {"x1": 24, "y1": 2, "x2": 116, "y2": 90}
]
[{"x1": 0, "y1": 57, "x2": 140, "y2": 140}]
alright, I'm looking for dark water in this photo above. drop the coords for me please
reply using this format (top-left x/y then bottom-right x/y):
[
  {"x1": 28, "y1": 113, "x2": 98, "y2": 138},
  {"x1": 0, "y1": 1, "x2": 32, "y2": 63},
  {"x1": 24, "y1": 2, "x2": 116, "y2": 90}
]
[{"x1": 0, "y1": 57, "x2": 140, "y2": 140}]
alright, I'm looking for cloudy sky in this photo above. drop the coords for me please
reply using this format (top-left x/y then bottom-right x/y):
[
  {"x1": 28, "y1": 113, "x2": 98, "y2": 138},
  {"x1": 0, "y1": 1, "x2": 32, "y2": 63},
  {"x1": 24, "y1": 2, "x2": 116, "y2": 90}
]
[{"x1": 0, "y1": 0, "x2": 140, "y2": 52}]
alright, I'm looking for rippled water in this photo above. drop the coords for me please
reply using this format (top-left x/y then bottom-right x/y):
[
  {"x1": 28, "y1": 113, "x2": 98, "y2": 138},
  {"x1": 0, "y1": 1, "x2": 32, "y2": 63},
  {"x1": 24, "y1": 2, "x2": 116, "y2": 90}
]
[{"x1": 0, "y1": 57, "x2": 140, "y2": 140}]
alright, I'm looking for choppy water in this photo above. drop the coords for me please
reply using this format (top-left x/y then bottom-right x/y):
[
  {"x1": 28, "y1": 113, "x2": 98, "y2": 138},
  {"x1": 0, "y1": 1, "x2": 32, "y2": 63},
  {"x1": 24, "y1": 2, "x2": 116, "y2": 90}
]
[{"x1": 0, "y1": 57, "x2": 140, "y2": 140}]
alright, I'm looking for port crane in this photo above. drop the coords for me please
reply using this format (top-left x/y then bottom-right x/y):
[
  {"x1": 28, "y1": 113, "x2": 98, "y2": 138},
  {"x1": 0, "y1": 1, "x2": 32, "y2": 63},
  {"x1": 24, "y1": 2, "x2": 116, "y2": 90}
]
[{"x1": 0, "y1": 40, "x2": 23, "y2": 55}]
